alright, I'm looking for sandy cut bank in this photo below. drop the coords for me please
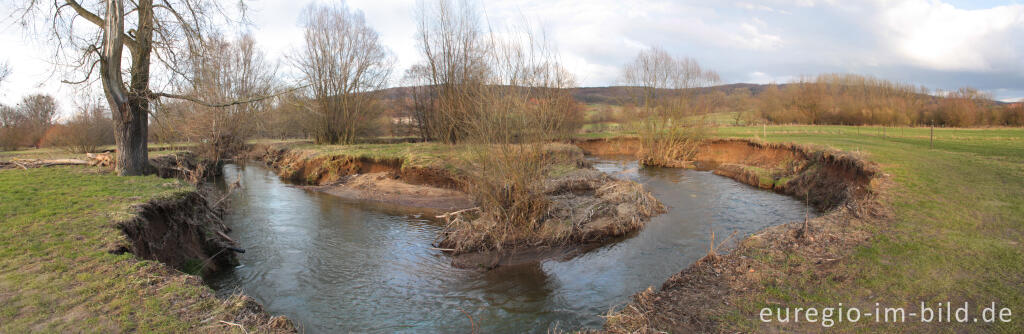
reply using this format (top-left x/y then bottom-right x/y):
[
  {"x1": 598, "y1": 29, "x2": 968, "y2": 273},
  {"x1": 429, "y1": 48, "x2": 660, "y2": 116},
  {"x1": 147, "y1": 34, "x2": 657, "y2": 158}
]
[
  {"x1": 247, "y1": 144, "x2": 471, "y2": 212},
  {"x1": 574, "y1": 137, "x2": 894, "y2": 333},
  {"x1": 306, "y1": 172, "x2": 474, "y2": 211}
]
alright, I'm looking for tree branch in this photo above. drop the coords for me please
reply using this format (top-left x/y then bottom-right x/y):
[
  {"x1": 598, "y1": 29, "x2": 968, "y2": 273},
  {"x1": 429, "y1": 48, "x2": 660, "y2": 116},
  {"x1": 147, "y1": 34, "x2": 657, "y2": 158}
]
[
  {"x1": 61, "y1": 58, "x2": 101, "y2": 84},
  {"x1": 65, "y1": 0, "x2": 140, "y2": 53},
  {"x1": 151, "y1": 85, "x2": 308, "y2": 108}
]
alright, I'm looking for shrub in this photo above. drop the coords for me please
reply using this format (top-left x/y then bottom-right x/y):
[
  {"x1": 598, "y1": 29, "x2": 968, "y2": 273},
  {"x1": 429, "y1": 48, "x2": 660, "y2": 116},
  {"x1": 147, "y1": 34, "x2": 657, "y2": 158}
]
[
  {"x1": 42, "y1": 104, "x2": 114, "y2": 153},
  {"x1": 0, "y1": 104, "x2": 26, "y2": 151}
]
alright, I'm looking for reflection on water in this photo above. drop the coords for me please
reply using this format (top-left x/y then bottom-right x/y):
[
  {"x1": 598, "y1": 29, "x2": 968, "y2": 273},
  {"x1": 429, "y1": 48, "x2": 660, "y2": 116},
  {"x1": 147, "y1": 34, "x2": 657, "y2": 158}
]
[{"x1": 208, "y1": 159, "x2": 816, "y2": 333}]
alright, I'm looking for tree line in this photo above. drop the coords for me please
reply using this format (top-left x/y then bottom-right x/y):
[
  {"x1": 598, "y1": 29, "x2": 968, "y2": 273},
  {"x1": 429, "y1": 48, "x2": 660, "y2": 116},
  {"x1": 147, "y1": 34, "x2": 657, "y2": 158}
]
[
  {"x1": 715, "y1": 74, "x2": 1024, "y2": 127},
  {"x1": 0, "y1": 95, "x2": 116, "y2": 153}
]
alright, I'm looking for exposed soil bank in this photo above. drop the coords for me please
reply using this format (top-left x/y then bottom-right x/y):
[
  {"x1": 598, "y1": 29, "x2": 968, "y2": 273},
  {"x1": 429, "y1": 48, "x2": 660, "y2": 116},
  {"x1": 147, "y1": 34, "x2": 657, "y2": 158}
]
[
  {"x1": 575, "y1": 137, "x2": 879, "y2": 211},
  {"x1": 116, "y1": 156, "x2": 296, "y2": 332},
  {"x1": 116, "y1": 191, "x2": 238, "y2": 274},
  {"x1": 307, "y1": 172, "x2": 474, "y2": 211},
  {"x1": 574, "y1": 136, "x2": 642, "y2": 156},
  {"x1": 247, "y1": 144, "x2": 467, "y2": 210},
  {"x1": 249, "y1": 144, "x2": 462, "y2": 188},
  {"x1": 575, "y1": 137, "x2": 893, "y2": 333},
  {"x1": 694, "y1": 139, "x2": 878, "y2": 211}
]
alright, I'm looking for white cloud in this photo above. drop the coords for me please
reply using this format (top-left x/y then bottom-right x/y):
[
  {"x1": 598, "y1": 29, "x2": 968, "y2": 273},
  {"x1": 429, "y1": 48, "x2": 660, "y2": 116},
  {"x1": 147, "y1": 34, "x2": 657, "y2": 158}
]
[
  {"x1": 876, "y1": 0, "x2": 1024, "y2": 72},
  {"x1": 747, "y1": 71, "x2": 794, "y2": 84},
  {"x1": 736, "y1": 2, "x2": 792, "y2": 14}
]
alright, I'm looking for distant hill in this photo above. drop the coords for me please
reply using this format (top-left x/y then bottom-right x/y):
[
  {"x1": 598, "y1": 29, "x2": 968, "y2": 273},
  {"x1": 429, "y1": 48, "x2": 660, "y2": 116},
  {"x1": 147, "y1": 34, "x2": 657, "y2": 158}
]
[
  {"x1": 380, "y1": 83, "x2": 776, "y2": 106},
  {"x1": 568, "y1": 84, "x2": 771, "y2": 105},
  {"x1": 380, "y1": 83, "x2": 1003, "y2": 106}
]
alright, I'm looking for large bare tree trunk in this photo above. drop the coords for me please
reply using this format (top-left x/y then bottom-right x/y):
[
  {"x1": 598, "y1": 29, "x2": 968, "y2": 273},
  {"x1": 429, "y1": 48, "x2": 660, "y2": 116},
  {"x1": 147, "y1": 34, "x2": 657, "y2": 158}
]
[
  {"x1": 101, "y1": 0, "x2": 150, "y2": 175},
  {"x1": 111, "y1": 101, "x2": 149, "y2": 175}
]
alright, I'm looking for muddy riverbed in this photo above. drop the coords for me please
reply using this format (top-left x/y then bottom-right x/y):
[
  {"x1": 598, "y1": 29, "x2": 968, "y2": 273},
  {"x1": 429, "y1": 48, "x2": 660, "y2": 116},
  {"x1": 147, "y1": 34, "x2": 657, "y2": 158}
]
[{"x1": 208, "y1": 158, "x2": 817, "y2": 332}]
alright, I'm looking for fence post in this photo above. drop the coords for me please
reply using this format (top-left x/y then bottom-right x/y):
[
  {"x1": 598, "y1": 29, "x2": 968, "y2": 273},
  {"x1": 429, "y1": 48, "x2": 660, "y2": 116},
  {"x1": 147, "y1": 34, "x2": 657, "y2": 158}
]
[{"x1": 930, "y1": 121, "x2": 934, "y2": 149}]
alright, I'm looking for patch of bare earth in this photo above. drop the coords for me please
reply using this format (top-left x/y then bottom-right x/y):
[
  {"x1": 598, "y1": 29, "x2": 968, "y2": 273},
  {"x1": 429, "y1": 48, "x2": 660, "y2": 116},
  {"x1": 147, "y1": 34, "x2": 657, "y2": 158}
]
[{"x1": 308, "y1": 172, "x2": 474, "y2": 211}]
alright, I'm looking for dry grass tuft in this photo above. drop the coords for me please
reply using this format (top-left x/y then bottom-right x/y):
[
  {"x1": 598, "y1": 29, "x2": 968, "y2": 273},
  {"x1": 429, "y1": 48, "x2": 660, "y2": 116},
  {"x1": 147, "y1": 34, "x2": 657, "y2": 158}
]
[{"x1": 438, "y1": 165, "x2": 665, "y2": 255}]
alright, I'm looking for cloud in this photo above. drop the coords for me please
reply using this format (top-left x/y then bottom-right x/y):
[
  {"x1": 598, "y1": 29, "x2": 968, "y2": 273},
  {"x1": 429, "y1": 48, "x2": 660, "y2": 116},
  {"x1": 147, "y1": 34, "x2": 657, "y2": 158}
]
[
  {"x1": 735, "y1": 2, "x2": 792, "y2": 14},
  {"x1": 747, "y1": 71, "x2": 795, "y2": 84},
  {"x1": 875, "y1": 0, "x2": 1024, "y2": 73}
]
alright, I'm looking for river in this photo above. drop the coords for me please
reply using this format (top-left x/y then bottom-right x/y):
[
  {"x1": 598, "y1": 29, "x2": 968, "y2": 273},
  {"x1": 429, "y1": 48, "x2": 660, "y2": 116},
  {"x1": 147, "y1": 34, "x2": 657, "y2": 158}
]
[{"x1": 208, "y1": 157, "x2": 816, "y2": 333}]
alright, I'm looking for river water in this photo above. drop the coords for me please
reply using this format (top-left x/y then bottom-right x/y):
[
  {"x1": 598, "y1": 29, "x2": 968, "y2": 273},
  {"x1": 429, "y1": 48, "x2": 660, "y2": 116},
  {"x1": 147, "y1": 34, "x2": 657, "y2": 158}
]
[{"x1": 208, "y1": 157, "x2": 816, "y2": 333}]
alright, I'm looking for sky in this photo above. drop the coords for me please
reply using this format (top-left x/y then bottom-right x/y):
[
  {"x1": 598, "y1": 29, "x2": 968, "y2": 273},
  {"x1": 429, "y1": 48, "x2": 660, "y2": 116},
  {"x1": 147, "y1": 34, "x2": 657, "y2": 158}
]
[{"x1": 1, "y1": 0, "x2": 1023, "y2": 116}]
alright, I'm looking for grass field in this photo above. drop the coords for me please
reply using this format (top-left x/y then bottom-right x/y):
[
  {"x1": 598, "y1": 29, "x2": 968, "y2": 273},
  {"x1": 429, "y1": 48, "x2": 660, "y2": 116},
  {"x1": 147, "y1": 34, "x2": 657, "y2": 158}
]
[
  {"x1": 282, "y1": 141, "x2": 462, "y2": 169},
  {"x1": 0, "y1": 167, "x2": 250, "y2": 332},
  {"x1": 0, "y1": 142, "x2": 191, "y2": 162},
  {"x1": 257, "y1": 140, "x2": 586, "y2": 176},
  {"x1": 708, "y1": 125, "x2": 1024, "y2": 331}
]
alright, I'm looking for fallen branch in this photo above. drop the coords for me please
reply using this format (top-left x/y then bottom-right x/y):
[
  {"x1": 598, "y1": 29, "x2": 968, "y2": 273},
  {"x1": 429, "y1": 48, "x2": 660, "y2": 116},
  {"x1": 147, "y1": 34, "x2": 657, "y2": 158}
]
[
  {"x1": 216, "y1": 230, "x2": 237, "y2": 245},
  {"x1": 436, "y1": 207, "x2": 480, "y2": 219},
  {"x1": 4, "y1": 158, "x2": 91, "y2": 168},
  {"x1": 716, "y1": 230, "x2": 739, "y2": 250},
  {"x1": 214, "y1": 176, "x2": 242, "y2": 207},
  {"x1": 218, "y1": 320, "x2": 248, "y2": 334}
]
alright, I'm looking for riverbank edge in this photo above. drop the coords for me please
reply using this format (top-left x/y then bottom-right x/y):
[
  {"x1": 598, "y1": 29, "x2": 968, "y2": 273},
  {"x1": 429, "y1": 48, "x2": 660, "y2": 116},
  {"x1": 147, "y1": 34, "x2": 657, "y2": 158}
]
[
  {"x1": 574, "y1": 137, "x2": 894, "y2": 333},
  {"x1": 118, "y1": 155, "x2": 298, "y2": 333},
  {"x1": 0, "y1": 153, "x2": 297, "y2": 332},
  {"x1": 245, "y1": 143, "x2": 470, "y2": 210}
]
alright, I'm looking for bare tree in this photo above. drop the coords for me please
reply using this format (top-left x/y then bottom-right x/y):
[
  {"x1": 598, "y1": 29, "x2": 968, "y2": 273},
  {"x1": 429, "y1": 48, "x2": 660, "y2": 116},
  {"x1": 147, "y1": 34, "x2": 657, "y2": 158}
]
[
  {"x1": 938, "y1": 87, "x2": 989, "y2": 127},
  {"x1": 18, "y1": 94, "x2": 59, "y2": 148},
  {"x1": 17, "y1": 1, "x2": 260, "y2": 175},
  {"x1": 294, "y1": 3, "x2": 393, "y2": 145},
  {"x1": 0, "y1": 94, "x2": 58, "y2": 150},
  {"x1": 0, "y1": 103, "x2": 25, "y2": 151},
  {"x1": 436, "y1": 12, "x2": 582, "y2": 248},
  {"x1": 156, "y1": 33, "x2": 278, "y2": 159},
  {"x1": 403, "y1": 64, "x2": 439, "y2": 142},
  {"x1": 412, "y1": 0, "x2": 490, "y2": 143},
  {"x1": 44, "y1": 100, "x2": 114, "y2": 153},
  {"x1": 623, "y1": 47, "x2": 719, "y2": 165},
  {"x1": 262, "y1": 90, "x2": 317, "y2": 140}
]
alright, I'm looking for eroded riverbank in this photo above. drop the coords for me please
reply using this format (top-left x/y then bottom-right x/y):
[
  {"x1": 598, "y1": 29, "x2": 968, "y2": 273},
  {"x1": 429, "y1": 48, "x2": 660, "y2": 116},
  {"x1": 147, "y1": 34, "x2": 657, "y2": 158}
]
[
  {"x1": 0, "y1": 163, "x2": 293, "y2": 333},
  {"x1": 577, "y1": 137, "x2": 893, "y2": 332}
]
